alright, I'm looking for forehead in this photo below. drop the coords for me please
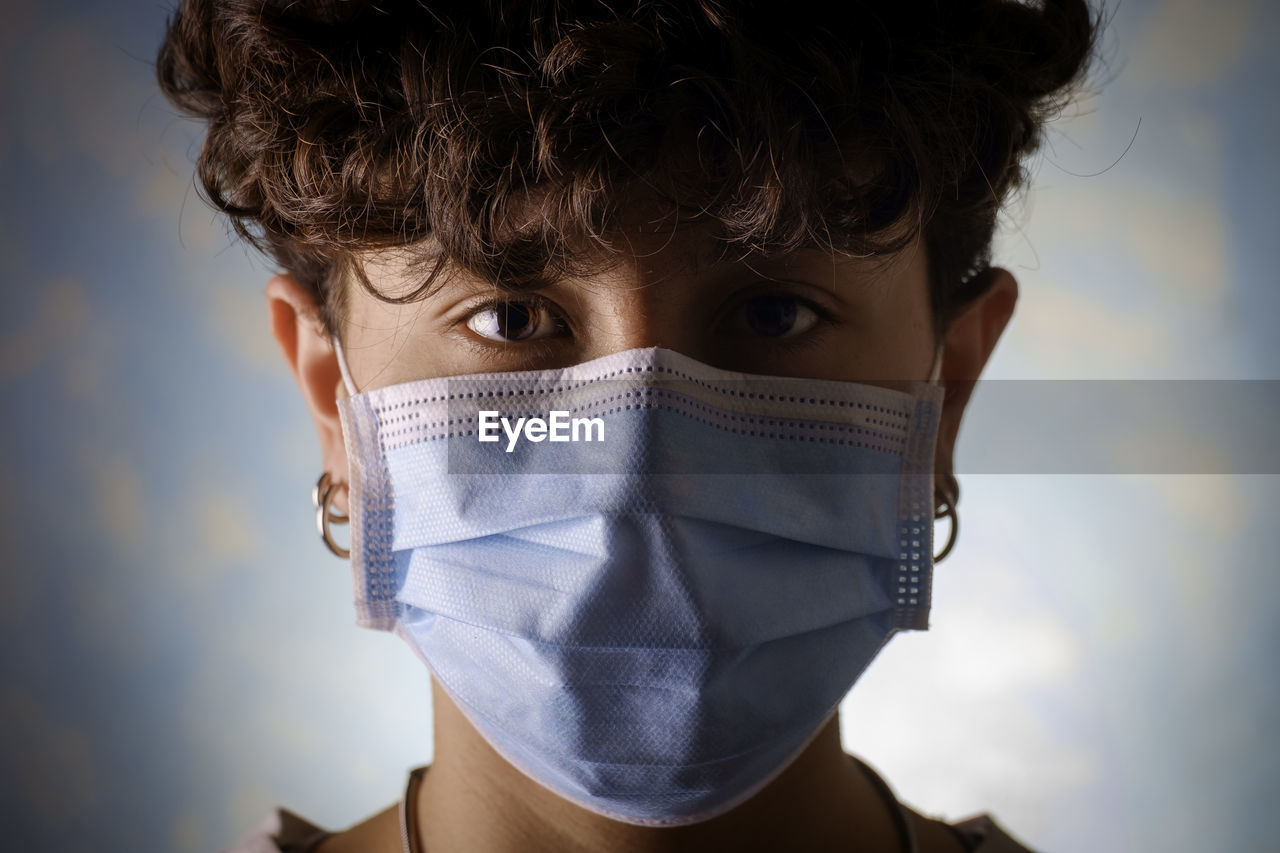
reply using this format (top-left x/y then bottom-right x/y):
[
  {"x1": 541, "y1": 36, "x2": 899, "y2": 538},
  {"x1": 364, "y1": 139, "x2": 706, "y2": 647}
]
[{"x1": 353, "y1": 220, "x2": 922, "y2": 302}]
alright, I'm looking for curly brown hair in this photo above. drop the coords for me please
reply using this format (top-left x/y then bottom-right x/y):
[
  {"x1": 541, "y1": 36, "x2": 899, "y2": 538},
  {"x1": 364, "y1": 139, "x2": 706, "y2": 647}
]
[{"x1": 156, "y1": 0, "x2": 1100, "y2": 344}]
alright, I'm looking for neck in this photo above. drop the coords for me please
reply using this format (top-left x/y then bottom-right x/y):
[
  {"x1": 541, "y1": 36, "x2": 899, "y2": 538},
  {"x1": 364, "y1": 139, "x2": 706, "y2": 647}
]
[{"x1": 413, "y1": 679, "x2": 907, "y2": 853}]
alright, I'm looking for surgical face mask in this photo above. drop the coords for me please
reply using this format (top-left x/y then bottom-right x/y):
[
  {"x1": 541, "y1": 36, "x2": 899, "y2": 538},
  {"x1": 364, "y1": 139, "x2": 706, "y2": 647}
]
[{"x1": 333, "y1": 344, "x2": 944, "y2": 827}]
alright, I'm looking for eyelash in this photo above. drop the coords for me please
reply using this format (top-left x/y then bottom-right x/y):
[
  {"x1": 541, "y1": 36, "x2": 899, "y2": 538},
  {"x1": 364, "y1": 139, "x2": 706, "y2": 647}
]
[
  {"x1": 723, "y1": 290, "x2": 839, "y2": 352},
  {"x1": 449, "y1": 295, "x2": 568, "y2": 359},
  {"x1": 451, "y1": 291, "x2": 837, "y2": 352}
]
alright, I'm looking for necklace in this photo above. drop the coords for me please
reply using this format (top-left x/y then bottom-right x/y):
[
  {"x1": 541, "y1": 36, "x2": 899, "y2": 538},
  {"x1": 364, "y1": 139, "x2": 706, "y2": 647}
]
[
  {"x1": 399, "y1": 765, "x2": 429, "y2": 853},
  {"x1": 846, "y1": 753, "x2": 918, "y2": 853},
  {"x1": 397, "y1": 758, "x2": 916, "y2": 853}
]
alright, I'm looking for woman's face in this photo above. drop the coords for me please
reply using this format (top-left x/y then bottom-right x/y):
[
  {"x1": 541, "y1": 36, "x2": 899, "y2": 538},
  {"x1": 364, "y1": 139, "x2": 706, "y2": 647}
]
[{"x1": 339, "y1": 228, "x2": 940, "y2": 393}]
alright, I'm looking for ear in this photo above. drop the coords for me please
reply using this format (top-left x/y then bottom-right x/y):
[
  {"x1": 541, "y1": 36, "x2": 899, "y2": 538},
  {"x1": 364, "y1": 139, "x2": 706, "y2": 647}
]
[
  {"x1": 266, "y1": 273, "x2": 349, "y2": 515},
  {"x1": 934, "y1": 268, "x2": 1018, "y2": 489}
]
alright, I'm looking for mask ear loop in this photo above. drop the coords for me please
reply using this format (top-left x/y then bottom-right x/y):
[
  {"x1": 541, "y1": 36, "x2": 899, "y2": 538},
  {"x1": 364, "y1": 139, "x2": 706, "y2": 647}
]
[
  {"x1": 312, "y1": 335, "x2": 356, "y2": 560},
  {"x1": 927, "y1": 339, "x2": 944, "y2": 384},
  {"x1": 928, "y1": 340, "x2": 958, "y2": 562},
  {"x1": 333, "y1": 334, "x2": 358, "y2": 397}
]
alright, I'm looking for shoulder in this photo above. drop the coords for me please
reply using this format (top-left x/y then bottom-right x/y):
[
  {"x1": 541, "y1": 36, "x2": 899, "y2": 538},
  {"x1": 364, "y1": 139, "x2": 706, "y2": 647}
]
[
  {"x1": 908, "y1": 807, "x2": 1043, "y2": 853},
  {"x1": 221, "y1": 803, "x2": 402, "y2": 853},
  {"x1": 851, "y1": 752, "x2": 1040, "y2": 853},
  {"x1": 947, "y1": 813, "x2": 1043, "y2": 853},
  {"x1": 220, "y1": 808, "x2": 333, "y2": 853}
]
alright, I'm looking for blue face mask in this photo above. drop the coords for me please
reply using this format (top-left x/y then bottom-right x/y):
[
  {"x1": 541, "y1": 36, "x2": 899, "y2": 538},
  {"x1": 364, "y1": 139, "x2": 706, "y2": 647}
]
[{"x1": 334, "y1": 345, "x2": 944, "y2": 827}]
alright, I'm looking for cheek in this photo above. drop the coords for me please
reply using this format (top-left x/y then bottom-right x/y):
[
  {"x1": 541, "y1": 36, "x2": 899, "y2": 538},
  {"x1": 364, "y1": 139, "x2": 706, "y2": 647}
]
[
  {"x1": 823, "y1": 260, "x2": 937, "y2": 386},
  {"x1": 341, "y1": 291, "x2": 445, "y2": 389},
  {"x1": 872, "y1": 250, "x2": 937, "y2": 380},
  {"x1": 867, "y1": 290, "x2": 935, "y2": 381}
]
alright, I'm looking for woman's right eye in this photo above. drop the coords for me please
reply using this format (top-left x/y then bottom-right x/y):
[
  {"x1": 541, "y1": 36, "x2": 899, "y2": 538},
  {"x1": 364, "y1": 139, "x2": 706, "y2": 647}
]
[{"x1": 464, "y1": 300, "x2": 566, "y2": 343}]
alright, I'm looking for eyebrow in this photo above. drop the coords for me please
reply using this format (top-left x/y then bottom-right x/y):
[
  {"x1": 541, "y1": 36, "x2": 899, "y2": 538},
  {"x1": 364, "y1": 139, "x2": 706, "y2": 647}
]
[{"x1": 388, "y1": 237, "x2": 881, "y2": 303}]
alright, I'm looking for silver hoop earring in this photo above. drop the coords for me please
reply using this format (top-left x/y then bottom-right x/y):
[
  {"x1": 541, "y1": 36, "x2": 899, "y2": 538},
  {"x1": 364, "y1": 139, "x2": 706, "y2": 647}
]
[
  {"x1": 312, "y1": 472, "x2": 350, "y2": 559},
  {"x1": 933, "y1": 474, "x2": 959, "y2": 563}
]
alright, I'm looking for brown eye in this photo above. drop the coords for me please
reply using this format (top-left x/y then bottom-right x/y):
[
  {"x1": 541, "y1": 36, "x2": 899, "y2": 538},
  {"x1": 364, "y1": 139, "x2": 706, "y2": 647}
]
[
  {"x1": 465, "y1": 300, "x2": 563, "y2": 342},
  {"x1": 726, "y1": 294, "x2": 821, "y2": 339}
]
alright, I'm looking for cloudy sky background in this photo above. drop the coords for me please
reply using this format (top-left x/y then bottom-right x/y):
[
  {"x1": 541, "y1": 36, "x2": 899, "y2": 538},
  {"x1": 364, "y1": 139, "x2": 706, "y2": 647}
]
[{"x1": 0, "y1": 0, "x2": 1275, "y2": 850}]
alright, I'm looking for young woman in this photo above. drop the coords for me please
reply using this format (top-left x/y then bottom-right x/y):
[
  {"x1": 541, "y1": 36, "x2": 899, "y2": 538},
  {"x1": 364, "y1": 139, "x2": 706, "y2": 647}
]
[{"x1": 156, "y1": 2, "x2": 1099, "y2": 850}]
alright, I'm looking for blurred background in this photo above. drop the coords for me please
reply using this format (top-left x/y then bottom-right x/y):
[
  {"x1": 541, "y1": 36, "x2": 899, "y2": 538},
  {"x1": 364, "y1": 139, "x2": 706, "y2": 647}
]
[{"x1": 0, "y1": 0, "x2": 1275, "y2": 850}]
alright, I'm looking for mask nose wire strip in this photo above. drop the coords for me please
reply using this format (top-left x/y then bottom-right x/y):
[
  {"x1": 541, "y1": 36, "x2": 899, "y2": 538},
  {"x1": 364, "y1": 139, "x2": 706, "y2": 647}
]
[{"x1": 334, "y1": 336, "x2": 943, "y2": 397}]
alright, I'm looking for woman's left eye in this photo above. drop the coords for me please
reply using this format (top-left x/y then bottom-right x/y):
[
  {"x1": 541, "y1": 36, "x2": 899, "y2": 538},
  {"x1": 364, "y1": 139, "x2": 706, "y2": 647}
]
[
  {"x1": 723, "y1": 293, "x2": 822, "y2": 339},
  {"x1": 464, "y1": 300, "x2": 565, "y2": 343}
]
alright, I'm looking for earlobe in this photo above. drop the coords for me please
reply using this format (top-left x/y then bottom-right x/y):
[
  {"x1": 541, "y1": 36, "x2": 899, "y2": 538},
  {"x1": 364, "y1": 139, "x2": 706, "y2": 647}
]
[{"x1": 265, "y1": 274, "x2": 350, "y2": 512}]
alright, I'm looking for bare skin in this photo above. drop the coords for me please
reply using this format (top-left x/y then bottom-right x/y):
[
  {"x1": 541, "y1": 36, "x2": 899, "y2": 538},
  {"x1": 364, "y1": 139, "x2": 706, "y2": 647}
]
[{"x1": 267, "y1": 225, "x2": 1018, "y2": 853}]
